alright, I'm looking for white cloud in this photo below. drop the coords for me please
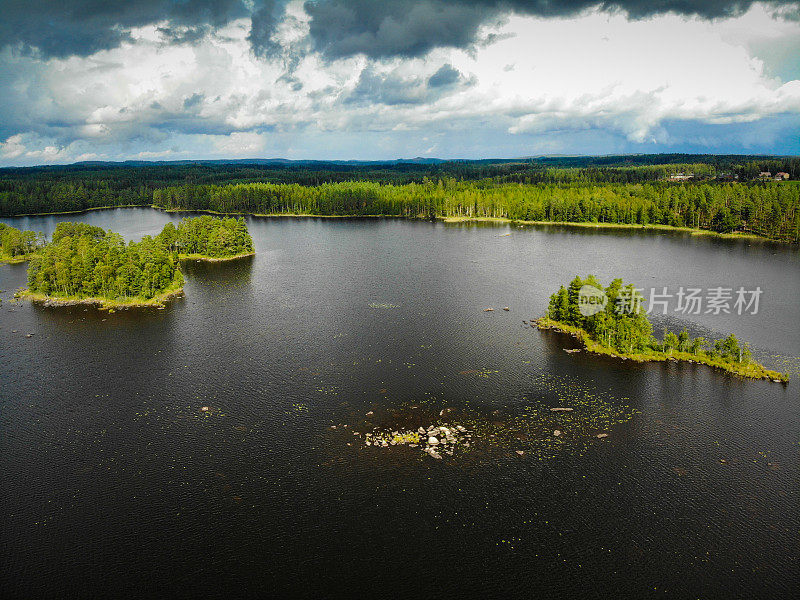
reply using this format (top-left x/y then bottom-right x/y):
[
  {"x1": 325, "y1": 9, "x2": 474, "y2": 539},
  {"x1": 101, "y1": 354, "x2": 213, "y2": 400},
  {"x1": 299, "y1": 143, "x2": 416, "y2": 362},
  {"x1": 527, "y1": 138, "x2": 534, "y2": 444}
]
[
  {"x1": 0, "y1": 133, "x2": 79, "y2": 163},
  {"x1": 210, "y1": 131, "x2": 269, "y2": 155},
  {"x1": 459, "y1": 8, "x2": 800, "y2": 139},
  {"x1": 0, "y1": 2, "x2": 798, "y2": 165},
  {"x1": 135, "y1": 149, "x2": 175, "y2": 159},
  {"x1": 0, "y1": 134, "x2": 27, "y2": 160}
]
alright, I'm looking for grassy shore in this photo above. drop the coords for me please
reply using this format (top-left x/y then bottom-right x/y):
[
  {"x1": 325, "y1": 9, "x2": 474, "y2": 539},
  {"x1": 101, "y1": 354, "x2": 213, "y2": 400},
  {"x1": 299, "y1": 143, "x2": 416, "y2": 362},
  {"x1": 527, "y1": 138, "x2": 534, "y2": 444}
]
[
  {"x1": 3, "y1": 205, "x2": 781, "y2": 243},
  {"x1": 154, "y1": 205, "x2": 407, "y2": 220},
  {"x1": 16, "y1": 285, "x2": 184, "y2": 310},
  {"x1": 251, "y1": 213, "x2": 404, "y2": 219},
  {"x1": 159, "y1": 209, "x2": 770, "y2": 240},
  {"x1": 441, "y1": 216, "x2": 770, "y2": 241},
  {"x1": 178, "y1": 251, "x2": 255, "y2": 262},
  {"x1": 536, "y1": 317, "x2": 789, "y2": 382},
  {"x1": 155, "y1": 209, "x2": 775, "y2": 241},
  {"x1": 0, "y1": 251, "x2": 32, "y2": 264}
]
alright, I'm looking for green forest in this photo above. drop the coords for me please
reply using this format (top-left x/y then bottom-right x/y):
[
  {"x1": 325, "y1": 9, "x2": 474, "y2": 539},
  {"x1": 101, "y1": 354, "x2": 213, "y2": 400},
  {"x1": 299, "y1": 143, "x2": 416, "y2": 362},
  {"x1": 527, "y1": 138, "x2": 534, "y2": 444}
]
[
  {"x1": 153, "y1": 179, "x2": 800, "y2": 242},
  {"x1": 0, "y1": 223, "x2": 45, "y2": 262},
  {"x1": 20, "y1": 216, "x2": 253, "y2": 304},
  {"x1": 26, "y1": 222, "x2": 184, "y2": 303},
  {"x1": 543, "y1": 275, "x2": 787, "y2": 381},
  {"x1": 167, "y1": 215, "x2": 254, "y2": 259},
  {"x1": 0, "y1": 157, "x2": 798, "y2": 242}
]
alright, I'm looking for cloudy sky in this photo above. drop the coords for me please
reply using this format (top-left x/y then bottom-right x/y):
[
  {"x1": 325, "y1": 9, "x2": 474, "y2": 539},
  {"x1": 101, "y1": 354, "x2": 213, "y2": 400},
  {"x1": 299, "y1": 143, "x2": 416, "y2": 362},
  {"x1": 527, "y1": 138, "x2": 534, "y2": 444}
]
[{"x1": 1, "y1": 0, "x2": 799, "y2": 166}]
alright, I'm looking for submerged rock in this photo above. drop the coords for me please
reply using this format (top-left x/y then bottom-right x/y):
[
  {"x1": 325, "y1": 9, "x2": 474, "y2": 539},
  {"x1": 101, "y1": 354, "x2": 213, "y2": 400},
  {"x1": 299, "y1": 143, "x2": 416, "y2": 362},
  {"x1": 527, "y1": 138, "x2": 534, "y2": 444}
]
[{"x1": 360, "y1": 421, "x2": 472, "y2": 458}]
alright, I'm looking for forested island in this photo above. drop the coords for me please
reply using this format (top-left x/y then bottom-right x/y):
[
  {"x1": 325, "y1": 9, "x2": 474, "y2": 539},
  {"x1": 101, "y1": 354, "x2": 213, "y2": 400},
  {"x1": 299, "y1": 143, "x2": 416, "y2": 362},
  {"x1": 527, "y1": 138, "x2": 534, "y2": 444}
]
[
  {"x1": 0, "y1": 223, "x2": 44, "y2": 263},
  {"x1": 169, "y1": 215, "x2": 254, "y2": 260},
  {"x1": 15, "y1": 216, "x2": 254, "y2": 309},
  {"x1": 20, "y1": 222, "x2": 184, "y2": 308},
  {"x1": 1, "y1": 156, "x2": 798, "y2": 243},
  {"x1": 539, "y1": 275, "x2": 789, "y2": 382}
]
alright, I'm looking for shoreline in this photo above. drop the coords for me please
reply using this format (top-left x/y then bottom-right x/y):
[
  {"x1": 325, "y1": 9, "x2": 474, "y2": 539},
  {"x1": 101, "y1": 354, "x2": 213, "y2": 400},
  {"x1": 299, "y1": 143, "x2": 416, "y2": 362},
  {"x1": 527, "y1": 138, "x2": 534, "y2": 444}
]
[
  {"x1": 441, "y1": 216, "x2": 772, "y2": 241},
  {"x1": 157, "y1": 209, "x2": 778, "y2": 240},
  {"x1": 154, "y1": 205, "x2": 411, "y2": 220},
  {"x1": 5, "y1": 204, "x2": 147, "y2": 218},
  {"x1": 178, "y1": 252, "x2": 255, "y2": 262},
  {"x1": 536, "y1": 317, "x2": 789, "y2": 383},
  {"x1": 16, "y1": 286, "x2": 184, "y2": 310},
  {"x1": 3, "y1": 204, "x2": 786, "y2": 244},
  {"x1": 0, "y1": 254, "x2": 30, "y2": 264}
]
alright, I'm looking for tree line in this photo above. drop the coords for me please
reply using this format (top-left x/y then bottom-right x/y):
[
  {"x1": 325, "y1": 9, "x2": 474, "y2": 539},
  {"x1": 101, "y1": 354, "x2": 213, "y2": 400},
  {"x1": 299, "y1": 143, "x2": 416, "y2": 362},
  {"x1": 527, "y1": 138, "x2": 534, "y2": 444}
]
[
  {"x1": 151, "y1": 179, "x2": 800, "y2": 242},
  {"x1": 1, "y1": 156, "x2": 798, "y2": 218},
  {"x1": 4, "y1": 175, "x2": 799, "y2": 242}
]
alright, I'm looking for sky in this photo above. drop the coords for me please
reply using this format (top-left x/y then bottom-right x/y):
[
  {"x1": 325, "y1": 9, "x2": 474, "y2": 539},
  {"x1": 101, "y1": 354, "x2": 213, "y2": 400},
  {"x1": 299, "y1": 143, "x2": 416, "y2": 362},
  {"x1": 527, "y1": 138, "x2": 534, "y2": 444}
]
[{"x1": 0, "y1": 0, "x2": 799, "y2": 166}]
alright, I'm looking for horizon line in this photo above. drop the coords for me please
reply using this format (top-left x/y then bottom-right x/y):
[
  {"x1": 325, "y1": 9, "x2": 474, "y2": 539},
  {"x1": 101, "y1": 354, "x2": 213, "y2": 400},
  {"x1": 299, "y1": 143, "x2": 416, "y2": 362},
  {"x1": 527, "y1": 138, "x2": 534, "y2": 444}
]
[{"x1": 2, "y1": 152, "x2": 799, "y2": 170}]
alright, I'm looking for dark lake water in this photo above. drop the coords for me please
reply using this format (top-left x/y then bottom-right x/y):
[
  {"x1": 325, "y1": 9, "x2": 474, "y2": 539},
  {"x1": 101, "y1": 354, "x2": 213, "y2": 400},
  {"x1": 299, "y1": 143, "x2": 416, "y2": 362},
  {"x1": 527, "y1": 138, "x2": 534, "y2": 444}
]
[{"x1": 1, "y1": 208, "x2": 798, "y2": 599}]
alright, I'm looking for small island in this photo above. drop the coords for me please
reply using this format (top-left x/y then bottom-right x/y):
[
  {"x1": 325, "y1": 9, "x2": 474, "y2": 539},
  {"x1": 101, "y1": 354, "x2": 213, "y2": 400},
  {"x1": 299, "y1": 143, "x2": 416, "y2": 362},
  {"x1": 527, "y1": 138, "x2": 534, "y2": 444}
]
[
  {"x1": 0, "y1": 223, "x2": 44, "y2": 264},
  {"x1": 15, "y1": 217, "x2": 256, "y2": 309},
  {"x1": 538, "y1": 275, "x2": 789, "y2": 382},
  {"x1": 163, "y1": 215, "x2": 255, "y2": 261},
  {"x1": 18, "y1": 222, "x2": 184, "y2": 309}
]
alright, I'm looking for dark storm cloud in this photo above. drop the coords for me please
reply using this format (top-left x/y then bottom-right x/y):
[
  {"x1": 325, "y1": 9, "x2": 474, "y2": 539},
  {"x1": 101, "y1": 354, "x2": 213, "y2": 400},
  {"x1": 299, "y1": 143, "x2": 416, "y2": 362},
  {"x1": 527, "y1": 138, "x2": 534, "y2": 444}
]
[
  {"x1": 156, "y1": 24, "x2": 213, "y2": 45},
  {"x1": 345, "y1": 64, "x2": 472, "y2": 105},
  {"x1": 428, "y1": 64, "x2": 462, "y2": 87},
  {"x1": 247, "y1": 0, "x2": 285, "y2": 58},
  {"x1": 345, "y1": 68, "x2": 432, "y2": 106},
  {"x1": 302, "y1": 0, "x2": 800, "y2": 58},
  {"x1": 0, "y1": 0, "x2": 249, "y2": 58},
  {"x1": 5, "y1": 0, "x2": 796, "y2": 62},
  {"x1": 304, "y1": 1, "x2": 490, "y2": 59}
]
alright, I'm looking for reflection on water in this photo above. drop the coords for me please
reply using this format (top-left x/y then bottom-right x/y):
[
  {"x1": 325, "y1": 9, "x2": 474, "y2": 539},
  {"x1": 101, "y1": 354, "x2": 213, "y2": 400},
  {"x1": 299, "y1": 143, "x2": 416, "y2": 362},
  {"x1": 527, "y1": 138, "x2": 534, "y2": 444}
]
[
  {"x1": 1, "y1": 207, "x2": 185, "y2": 241},
  {"x1": 0, "y1": 209, "x2": 798, "y2": 599}
]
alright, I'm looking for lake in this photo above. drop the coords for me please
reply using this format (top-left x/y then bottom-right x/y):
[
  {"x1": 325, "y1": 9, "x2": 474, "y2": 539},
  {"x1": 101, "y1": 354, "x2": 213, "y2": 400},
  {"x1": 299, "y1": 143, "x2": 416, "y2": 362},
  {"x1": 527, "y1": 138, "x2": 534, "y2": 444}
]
[{"x1": 1, "y1": 208, "x2": 798, "y2": 599}]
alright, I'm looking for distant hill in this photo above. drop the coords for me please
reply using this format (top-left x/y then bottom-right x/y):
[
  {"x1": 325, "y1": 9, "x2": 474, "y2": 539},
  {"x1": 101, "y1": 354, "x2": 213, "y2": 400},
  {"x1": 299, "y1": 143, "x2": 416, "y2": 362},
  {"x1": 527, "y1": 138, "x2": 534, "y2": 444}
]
[
  {"x1": 67, "y1": 157, "x2": 449, "y2": 168},
  {"x1": 4, "y1": 153, "x2": 794, "y2": 174}
]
